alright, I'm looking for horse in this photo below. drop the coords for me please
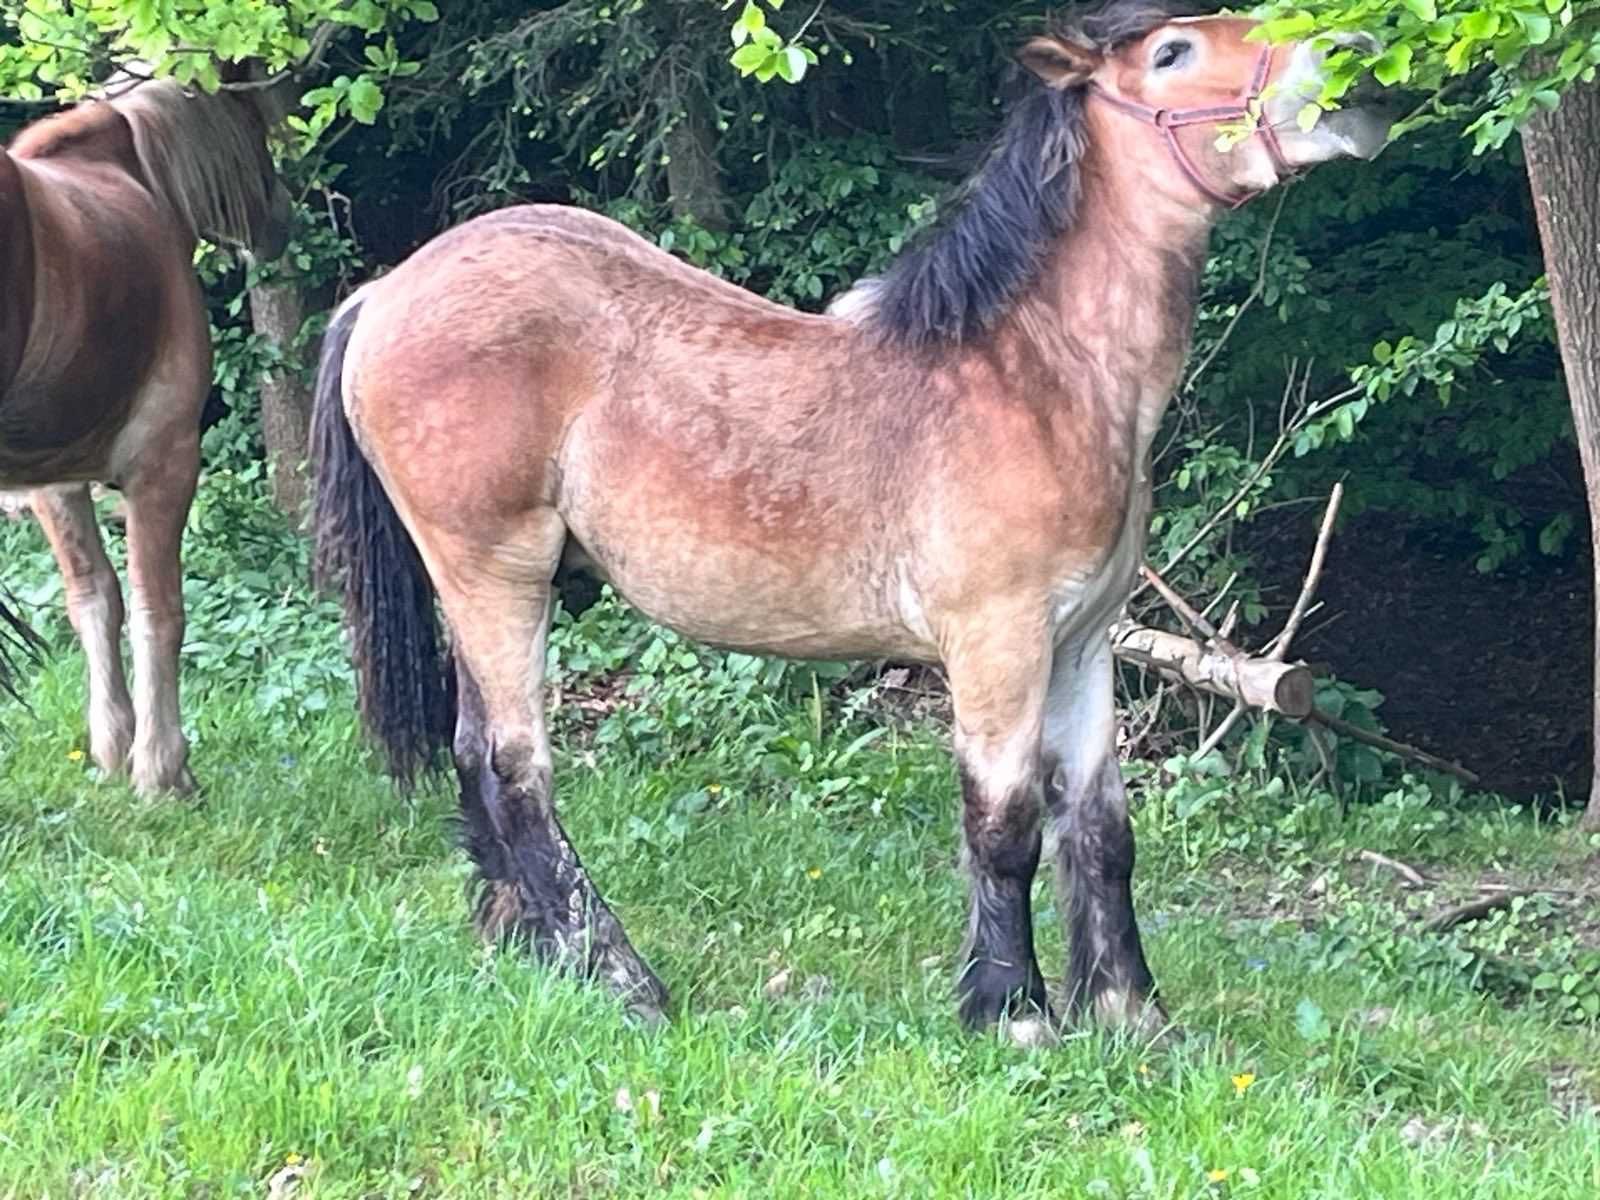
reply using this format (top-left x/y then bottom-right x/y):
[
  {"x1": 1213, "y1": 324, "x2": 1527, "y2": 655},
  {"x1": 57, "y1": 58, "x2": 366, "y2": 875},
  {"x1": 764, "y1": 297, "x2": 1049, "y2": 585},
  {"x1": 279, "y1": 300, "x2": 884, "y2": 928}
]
[
  {"x1": 312, "y1": 2, "x2": 1390, "y2": 1039},
  {"x1": 1, "y1": 66, "x2": 293, "y2": 792}
]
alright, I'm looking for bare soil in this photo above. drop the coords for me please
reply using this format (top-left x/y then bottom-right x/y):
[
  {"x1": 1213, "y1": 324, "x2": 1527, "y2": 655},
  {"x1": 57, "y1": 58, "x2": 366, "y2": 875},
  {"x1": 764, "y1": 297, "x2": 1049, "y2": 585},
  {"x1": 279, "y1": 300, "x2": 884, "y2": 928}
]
[{"x1": 1253, "y1": 510, "x2": 1594, "y2": 802}]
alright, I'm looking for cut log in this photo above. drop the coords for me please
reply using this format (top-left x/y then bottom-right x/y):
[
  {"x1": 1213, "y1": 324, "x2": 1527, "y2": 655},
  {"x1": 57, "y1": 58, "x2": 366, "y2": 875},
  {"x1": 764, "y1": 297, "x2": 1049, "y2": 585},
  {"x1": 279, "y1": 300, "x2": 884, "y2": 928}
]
[{"x1": 1110, "y1": 621, "x2": 1316, "y2": 718}]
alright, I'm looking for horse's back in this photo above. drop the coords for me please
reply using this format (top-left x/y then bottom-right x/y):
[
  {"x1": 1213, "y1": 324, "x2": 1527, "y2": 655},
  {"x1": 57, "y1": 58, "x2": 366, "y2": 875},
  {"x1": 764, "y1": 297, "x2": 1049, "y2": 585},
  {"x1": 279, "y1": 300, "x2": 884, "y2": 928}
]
[
  {"x1": 344, "y1": 202, "x2": 863, "y2": 516},
  {"x1": 343, "y1": 204, "x2": 950, "y2": 658}
]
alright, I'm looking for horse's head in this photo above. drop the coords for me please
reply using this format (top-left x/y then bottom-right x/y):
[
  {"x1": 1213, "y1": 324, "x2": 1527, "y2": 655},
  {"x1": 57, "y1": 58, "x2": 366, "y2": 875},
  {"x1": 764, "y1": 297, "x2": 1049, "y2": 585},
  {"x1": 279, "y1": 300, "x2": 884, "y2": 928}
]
[
  {"x1": 1018, "y1": 8, "x2": 1392, "y2": 210},
  {"x1": 218, "y1": 59, "x2": 298, "y2": 261}
]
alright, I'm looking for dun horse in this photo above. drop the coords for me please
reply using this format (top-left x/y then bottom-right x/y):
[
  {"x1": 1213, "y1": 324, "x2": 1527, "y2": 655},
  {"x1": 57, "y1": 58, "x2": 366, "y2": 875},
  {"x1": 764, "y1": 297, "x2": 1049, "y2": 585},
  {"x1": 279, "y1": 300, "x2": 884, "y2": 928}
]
[
  {"x1": 314, "y1": 4, "x2": 1390, "y2": 1037},
  {"x1": 1, "y1": 67, "x2": 292, "y2": 791}
]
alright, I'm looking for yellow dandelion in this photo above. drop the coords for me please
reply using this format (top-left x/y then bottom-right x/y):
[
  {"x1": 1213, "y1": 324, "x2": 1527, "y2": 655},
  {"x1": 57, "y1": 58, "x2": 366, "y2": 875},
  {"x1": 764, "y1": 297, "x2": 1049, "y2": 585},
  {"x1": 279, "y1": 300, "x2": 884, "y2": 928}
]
[
  {"x1": 67, "y1": 749, "x2": 85, "y2": 762},
  {"x1": 807, "y1": 867, "x2": 823, "y2": 880},
  {"x1": 707, "y1": 783, "x2": 722, "y2": 794},
  {"x1": 1207, "y1": 1168, "x2": 1229, "y2": 1184},
  {"x1": 1232, "y1": 1072, "x2": 1257, "y2": 1096},
  {"x1": 285, "y1": 1152, "x2": 303, "y2": 1165},
  {"x1": 1137, "y1": 1062, "x2": 1151, "y2": 1077}
]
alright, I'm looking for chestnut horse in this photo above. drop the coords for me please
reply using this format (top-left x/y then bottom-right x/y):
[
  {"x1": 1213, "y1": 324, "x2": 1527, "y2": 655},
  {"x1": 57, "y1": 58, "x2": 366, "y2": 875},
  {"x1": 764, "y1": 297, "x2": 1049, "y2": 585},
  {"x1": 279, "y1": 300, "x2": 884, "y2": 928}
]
[
  {"x1": 1, "y1": 69, "x2": 292, "y2": 791},
  {"x1": 313, "y1": 4, "x2": 1389, "y2": 1037}
]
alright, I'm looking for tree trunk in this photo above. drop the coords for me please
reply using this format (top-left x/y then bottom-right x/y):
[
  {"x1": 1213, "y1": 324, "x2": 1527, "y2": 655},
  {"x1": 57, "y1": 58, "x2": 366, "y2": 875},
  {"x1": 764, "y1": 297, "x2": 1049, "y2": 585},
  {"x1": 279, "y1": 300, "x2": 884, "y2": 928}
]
[
  {"x1": 248, "y1": 278, "x2": 313, "y2": 521},
  {"x1": 1523, "y1": 76, "x2": 1600, "y2": 830},
  {"x1": 665, "y1": 86, "x2": 729, "y2": 231}
]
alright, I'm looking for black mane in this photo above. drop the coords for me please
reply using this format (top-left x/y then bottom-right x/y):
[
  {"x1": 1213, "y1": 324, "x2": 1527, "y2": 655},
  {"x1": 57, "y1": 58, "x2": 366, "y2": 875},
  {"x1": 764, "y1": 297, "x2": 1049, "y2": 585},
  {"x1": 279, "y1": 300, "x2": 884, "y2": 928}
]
[{"x1": 864, "y1": 2, "x2": 1184, "y2": 348}]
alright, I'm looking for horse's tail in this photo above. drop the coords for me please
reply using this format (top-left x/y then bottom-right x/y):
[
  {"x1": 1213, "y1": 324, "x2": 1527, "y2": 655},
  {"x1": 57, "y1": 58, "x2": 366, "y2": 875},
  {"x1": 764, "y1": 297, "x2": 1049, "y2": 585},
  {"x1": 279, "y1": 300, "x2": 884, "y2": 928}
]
[
  {"x1": 0, "y1": 581, "x2": 46, "y2": 706},
  {"x1": 311, "y1": 295, "x2": 454, "y2": 785}
]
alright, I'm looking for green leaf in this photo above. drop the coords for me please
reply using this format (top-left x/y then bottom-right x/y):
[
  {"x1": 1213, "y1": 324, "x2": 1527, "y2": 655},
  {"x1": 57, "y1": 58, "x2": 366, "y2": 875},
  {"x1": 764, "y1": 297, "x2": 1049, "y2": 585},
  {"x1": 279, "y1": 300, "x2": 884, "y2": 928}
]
[
  {"x1": 777, "y1": 46, "x2": 808, "y2": 84},
  {"x1": 730, "y1": 43, "x2": 771, "y2": 76},
  {"x1": 346, "y1": 77, "x2": 384, "y2": 124},
  {"x1": 1444, "y1": 37, "x2": 1476, "y2": 73},
  {"x1": 1373, "y1": 44, "x2": 1413, "y2": 86},
  {"x1": 1401, "y1": 0, "x2": 1437, "y2": 20},
  {"x1": 1459, "y1": 11, "x2": 1501, "y2": 39},
  {"x1": 1517, "y1": 11, "x2": 1554, "y2": 44},
  {"x1": 1258, "y1": 12, "x2": 1317, "y2": 41},
  {"x1": 1295, "y1": 998, "x2": 1332, "y2": 1043}
]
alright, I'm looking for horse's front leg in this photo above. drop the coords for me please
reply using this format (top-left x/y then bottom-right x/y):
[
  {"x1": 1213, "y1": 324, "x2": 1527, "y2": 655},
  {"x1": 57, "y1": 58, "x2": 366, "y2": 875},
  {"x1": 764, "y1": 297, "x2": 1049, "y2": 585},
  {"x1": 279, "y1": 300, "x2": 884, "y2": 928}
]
[
  {"x1": 1044, "y1": 634, "x2": 1164, "y2": 1036},
  {"x1": 31, "y1": 483, "x2": 135, "y2": 775},
  {"x1": 946, "y1": 628, "x2": 1052, "y2": 1041},
  {"x1": 120, "y1": 432, "x2": 199, "y2": 795}
]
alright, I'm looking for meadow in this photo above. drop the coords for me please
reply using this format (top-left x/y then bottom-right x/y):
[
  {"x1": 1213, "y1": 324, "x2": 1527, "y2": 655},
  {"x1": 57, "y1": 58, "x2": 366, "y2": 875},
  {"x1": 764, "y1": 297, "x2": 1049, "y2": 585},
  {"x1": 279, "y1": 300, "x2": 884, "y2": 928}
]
[{"x1": 1, "y1": 480, "x2": 1597, "y2": 1199}]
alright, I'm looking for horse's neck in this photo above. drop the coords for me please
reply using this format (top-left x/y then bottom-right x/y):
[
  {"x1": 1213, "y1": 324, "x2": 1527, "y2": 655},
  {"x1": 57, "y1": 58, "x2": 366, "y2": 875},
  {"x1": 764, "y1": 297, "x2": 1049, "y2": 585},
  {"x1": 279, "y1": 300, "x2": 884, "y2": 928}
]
[{"x1": 1017, "y1": 170, "x2": 1213, "y2": 466}]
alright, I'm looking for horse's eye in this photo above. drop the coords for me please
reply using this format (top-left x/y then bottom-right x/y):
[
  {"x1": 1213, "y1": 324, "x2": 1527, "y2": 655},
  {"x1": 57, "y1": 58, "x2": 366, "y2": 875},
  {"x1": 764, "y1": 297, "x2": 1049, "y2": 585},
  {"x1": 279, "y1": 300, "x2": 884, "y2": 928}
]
[{"x1": 1153, "y1": 40, "x2": 1191, "y2": 70}]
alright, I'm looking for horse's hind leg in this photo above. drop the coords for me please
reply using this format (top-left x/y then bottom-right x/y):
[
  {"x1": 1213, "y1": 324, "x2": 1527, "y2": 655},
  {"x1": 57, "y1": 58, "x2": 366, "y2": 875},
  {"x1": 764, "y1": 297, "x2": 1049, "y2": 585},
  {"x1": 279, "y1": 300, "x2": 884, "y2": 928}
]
[
  {"x1": 119, "y1": 430, "x2": 199, "y2": 794},
  {"x1": 434, "y1": 514, "x2": 668, "y2": 1021},
  {"x1": 31, "y1": 484, "x2": 134, "y2": 774},
  {"x1": 1044, "y1": 635, "x2": 1163, "y2": 1037}
]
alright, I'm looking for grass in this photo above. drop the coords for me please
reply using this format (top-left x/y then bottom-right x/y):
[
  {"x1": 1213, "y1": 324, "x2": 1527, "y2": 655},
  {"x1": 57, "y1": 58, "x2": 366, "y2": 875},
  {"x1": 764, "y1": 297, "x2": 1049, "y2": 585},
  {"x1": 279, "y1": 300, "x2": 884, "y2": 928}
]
[{"x1": 2, "y1": 498, "x2": 1599, "y2": 1198}]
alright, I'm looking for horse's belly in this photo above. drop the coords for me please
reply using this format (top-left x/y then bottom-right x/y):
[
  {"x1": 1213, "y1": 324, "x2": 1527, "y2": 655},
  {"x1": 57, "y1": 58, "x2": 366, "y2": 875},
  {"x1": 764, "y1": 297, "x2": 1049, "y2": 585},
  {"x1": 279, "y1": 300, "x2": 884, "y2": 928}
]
[
  {"x1": 563, "y1": 514, "x2": 933, "y2": 662},
  {"x1": 558, "y1": 439, "x2": 932, "y2": 661}
]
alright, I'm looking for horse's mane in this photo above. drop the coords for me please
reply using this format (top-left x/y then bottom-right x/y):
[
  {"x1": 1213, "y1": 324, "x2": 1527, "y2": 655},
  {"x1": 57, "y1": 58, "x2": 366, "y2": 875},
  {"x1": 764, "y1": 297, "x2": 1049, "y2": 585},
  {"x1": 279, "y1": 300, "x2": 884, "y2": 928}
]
[
  {"x1": 105, "y1": 76, "x2": 276, "y2": 248},
  {"x1": 833, "y1": 1, "x2": 1184, "y2": 348}
]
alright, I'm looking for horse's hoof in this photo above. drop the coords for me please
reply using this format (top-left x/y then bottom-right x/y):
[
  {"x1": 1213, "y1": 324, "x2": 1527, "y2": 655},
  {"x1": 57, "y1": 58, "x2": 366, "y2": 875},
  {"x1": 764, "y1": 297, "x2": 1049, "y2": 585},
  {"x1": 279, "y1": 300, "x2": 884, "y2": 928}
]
[
  {"x1": 133, "y1": 766, "x2": 197, "y2": 798},
  {"x1": 1003, "y1": 1013, "x2": 1060, "y2": 1050},
  {"x1": 1084, "y1": 989, "x2": 1181, "y2": 1047},
  {"x1": 625, "y1": 993, "x2": 669, "y2": 1028}
]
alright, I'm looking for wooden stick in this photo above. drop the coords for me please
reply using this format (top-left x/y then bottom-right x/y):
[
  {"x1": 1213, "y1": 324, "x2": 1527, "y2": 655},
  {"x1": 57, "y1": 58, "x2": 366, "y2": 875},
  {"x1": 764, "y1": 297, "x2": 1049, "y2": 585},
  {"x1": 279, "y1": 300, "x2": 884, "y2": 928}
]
[
  {"x1": 1423, "y1": 889, "x2": 1534, "y2": 933},
  {"x1": 1139, "y1": 564, "x2": 1230, "y2": 647},
  {"x1": 1268, "y1": 482, "x2": 1343, "y2": 661},
  {"x1": 1194, "y1": 700, "x2": 1248, "y2": 758},
  {"x1": 1308, "y1": 709, "x2": 1481, "y2": 785},
  {"x1": 1111, "y1": 622, "x2": 1316, "y2": 717},
  {"x1": 1357, "y1": 849, "x2": 1428, "y2": 888}
]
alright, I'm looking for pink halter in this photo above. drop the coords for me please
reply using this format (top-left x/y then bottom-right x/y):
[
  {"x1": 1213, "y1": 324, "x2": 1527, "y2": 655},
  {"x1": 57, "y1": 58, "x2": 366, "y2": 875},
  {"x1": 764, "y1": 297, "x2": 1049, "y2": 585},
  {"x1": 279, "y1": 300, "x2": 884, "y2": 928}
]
[{"x1": 1088, "y1": 44, "x2": 1294, "y2": 209}]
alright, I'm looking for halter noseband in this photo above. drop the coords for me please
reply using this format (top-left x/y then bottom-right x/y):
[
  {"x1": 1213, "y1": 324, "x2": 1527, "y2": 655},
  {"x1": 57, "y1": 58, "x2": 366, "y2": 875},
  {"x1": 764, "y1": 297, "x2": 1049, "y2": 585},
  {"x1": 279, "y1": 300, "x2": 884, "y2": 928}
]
[{"x1": 1087, "y1": 44, "x2": 1293, "y2": 210}]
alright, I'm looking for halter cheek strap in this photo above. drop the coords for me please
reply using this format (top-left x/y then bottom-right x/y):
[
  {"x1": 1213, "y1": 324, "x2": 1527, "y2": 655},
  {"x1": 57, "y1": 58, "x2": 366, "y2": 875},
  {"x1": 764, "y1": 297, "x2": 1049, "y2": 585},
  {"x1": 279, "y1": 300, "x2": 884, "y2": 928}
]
[{"x1": 1087, "y1": 44, "x2": 1294, "y2": 210}]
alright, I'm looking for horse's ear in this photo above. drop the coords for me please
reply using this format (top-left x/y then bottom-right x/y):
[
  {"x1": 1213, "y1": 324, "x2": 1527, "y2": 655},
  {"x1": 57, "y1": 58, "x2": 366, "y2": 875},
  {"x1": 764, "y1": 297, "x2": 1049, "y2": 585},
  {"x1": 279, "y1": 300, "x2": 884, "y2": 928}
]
[{"x1": 1016, "y1": 36, "x2": 1102, "y2": 89}]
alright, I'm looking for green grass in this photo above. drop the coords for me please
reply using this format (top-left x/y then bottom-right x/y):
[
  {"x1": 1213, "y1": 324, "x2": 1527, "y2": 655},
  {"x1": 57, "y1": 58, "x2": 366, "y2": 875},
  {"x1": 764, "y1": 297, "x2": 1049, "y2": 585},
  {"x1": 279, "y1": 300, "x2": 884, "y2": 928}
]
[
  {"x1": 2, "y1": 497, "x2": 1599, "y2": 1198},
  {"x1": 4, "y1": 654, "x2": 1598, "y2": 1199}
]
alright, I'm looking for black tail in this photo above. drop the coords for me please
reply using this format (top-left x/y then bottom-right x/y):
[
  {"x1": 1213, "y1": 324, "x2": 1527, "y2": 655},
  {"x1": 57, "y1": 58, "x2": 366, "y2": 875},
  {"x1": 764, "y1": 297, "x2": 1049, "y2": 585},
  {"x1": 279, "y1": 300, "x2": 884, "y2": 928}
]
[
  {"x1": 310, "y1": 297, "x2": 454, "y2": 785},
  {"x1": 0, "y1": 581, "x2": 46, "y2": 707}
]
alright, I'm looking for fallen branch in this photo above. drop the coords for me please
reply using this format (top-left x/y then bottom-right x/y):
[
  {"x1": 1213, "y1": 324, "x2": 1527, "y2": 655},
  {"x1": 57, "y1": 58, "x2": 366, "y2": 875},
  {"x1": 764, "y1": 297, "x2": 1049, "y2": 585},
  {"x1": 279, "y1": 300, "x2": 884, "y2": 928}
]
[
  {"x1": 1268, "y1": 483, "x2": 1343, "y2": 661},
  {"x1": 1357, "y1": 849, "x2": 1428, "y2": 889},
  {"x1": 1309, "y1": 709, "x2": 1481, "y2": 786},
  {"x1": 1111, "y1": 621, "x2": 1315, "y2": 717},
  {"x1": 1423, "y1": 889, "x2": 1534, "y2": 933}
]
